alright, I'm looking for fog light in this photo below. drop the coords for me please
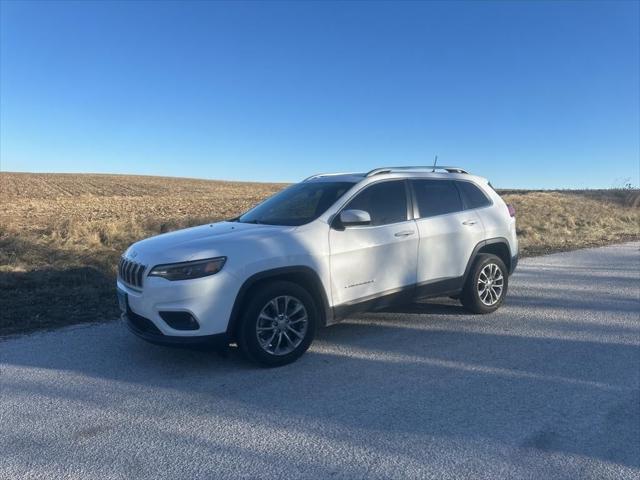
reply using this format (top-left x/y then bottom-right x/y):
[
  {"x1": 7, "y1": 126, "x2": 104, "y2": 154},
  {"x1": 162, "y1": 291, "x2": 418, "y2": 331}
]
[{"x1": 159, "y1": 311, "x2": 199, "y2": 331}]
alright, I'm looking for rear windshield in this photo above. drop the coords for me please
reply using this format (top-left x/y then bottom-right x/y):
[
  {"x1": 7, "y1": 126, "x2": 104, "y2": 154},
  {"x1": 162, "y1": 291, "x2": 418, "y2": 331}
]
[{"x1": 238, "y1": 181, "x2": 354, "y2": 226}]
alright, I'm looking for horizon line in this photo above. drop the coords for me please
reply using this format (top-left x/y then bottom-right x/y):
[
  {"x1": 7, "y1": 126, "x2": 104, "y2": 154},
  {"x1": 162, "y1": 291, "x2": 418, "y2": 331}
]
[{"x1": 1, "y1": 169, "x2": 638, "y2": 192}]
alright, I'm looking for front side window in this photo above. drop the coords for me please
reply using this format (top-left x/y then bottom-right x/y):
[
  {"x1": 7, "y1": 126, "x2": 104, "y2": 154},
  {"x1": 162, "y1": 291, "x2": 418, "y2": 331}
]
[
  {"x1": 456, "y1": 181, "x2": 491, "y2": 209},
  {"x1": 238, "y1": 181, "x2": 354, "y2": 226},
  {"x1": 412, "y1": 179, "x2": 463, "y2": 218},
  {"x1": 343, "y1": 181, "x2": 408, "y2": 226}
]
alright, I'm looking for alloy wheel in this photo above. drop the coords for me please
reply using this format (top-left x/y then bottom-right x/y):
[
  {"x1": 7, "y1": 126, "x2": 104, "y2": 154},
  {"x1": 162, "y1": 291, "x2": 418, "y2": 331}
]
[
  {"x1": 477, "y1": 263, "x2": 504, "y2": 306},
  {"x1": 256, "y1": 295, "x2": 308, "y2": 356}
]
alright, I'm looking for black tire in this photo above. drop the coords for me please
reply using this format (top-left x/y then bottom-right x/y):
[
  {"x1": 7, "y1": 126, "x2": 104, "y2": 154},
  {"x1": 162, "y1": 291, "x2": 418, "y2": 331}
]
[
  {"x1": 237, "y1": 281, "x2": 317, "y2": 367},
  {"x1": 461, "y1": 254, "x2": 508, "y2": 314}
]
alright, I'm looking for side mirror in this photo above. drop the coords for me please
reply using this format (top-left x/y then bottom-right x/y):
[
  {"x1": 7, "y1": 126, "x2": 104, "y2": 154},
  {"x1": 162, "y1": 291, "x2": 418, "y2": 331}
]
[{"x1": 339, "y1": 209, "x2": 371, "y2": 227}]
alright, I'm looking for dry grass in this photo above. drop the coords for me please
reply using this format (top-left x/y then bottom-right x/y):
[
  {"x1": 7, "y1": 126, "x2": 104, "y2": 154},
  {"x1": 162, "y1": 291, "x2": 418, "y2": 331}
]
[
  {"x1": 0, "y1": 173, "x2": 284, "y2": 336},
  {"x1": 1, "y1": 172, "x2": 638, "y2": 336},
  {"x1": 502, "y1": 190, "x2": 640, "y2": 256}
]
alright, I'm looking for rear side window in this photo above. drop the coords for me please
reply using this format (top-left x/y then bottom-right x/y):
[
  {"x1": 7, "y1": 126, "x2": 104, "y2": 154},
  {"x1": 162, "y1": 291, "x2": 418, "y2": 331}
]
[
  {"x1": 344, "y1": 181, "x2": 408, "y2": 226},
  {"x1": 456, "y1": 181, "x2": 491, "y2": 209},
  {"x1": 411, "y1": 180, "x2": 463, "y2": 218}
]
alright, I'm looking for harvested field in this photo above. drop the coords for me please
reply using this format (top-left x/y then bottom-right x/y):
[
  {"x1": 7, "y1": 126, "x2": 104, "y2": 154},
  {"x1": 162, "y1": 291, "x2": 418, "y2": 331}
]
[
  {"x1": 502, "y1": 190, "x2": 640, "y2": 256},
  {"x1": 1, "y1": 172, "x2": 638, "y2": 336}
]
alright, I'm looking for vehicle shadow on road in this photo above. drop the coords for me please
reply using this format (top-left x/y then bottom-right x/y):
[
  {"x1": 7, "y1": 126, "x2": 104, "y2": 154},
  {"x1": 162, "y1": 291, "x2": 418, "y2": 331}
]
[{"x1": 3, "y1": 295, "x2": 639, "y2": 472}]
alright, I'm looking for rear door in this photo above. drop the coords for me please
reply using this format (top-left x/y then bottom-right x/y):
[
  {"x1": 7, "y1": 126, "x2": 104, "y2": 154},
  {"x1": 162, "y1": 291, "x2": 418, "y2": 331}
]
[
  {"x1": 411, "y1": 179, "x2": 485, "y2": 291},
  {"x1": 329, "y1": 180, "x2": 419, "y2": 308}
]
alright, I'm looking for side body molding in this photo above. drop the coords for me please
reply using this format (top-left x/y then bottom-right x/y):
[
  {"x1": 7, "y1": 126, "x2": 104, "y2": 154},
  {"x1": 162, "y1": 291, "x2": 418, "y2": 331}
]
[
  {"x1": 227, "y1": 237, "x2": 514, "y2": 334},
  {"x1": 334, "y1": 237, "x2": 515, "y2": 320}
]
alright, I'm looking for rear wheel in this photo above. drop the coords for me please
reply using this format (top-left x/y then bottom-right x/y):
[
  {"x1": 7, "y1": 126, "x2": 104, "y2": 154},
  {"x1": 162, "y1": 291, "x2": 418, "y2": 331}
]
[
  {"x1": 461, "y1": 254, "x2": 508, "y2": 314},
  {"x1": 237, "y1": 281, "x2": 317, "y2": 367}
]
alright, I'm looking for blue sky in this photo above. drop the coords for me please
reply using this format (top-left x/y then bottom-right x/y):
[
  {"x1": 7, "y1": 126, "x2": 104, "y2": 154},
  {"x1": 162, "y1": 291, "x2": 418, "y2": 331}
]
[{"x1": 1, "y1": 0, "x2": 638, "y2": 188}]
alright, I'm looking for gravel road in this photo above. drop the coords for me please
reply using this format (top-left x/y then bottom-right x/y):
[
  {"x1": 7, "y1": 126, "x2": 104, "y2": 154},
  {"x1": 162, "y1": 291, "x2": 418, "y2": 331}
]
[{"x1": 1, "y1": 242, "x2": 639, "y2": 479}]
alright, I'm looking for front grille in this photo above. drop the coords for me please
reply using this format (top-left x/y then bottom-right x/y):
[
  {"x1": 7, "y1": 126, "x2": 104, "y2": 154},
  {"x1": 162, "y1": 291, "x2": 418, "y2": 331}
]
[{"x1": 118, "y1": 257, "x2": 147, "y2": 289}]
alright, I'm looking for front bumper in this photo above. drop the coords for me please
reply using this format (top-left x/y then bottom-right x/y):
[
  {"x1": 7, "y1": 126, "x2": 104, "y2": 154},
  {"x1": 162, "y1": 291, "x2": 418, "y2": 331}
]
[
  {"x1": 124, "y1": 309, "x2": 229, "y2": 348},
  {"x1": 117, "y1": 268, "x2": 241, "y2": 338}
]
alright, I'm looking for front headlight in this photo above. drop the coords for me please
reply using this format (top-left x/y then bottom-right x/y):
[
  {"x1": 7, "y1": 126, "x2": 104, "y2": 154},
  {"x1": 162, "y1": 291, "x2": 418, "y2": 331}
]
[{"x1": 148, "y1": 257, "x2": 226, "y2": 281}]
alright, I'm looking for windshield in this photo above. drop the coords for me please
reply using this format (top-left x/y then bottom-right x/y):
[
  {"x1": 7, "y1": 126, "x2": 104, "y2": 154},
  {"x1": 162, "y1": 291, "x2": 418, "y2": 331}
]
[{"x1": 238, "y1": 181, "x2": 354, "y2": 226}]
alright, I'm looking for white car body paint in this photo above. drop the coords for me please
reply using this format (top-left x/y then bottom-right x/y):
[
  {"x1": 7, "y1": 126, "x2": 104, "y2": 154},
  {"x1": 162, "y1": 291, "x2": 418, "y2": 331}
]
[{"x1": 117, "y1": 170, "x2": 518, "y2": 341}]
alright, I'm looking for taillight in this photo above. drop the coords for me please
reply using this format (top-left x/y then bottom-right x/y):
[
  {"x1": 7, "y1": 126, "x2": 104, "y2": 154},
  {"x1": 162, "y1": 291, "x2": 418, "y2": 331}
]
[{"x1": 507, "y1": 204, "x2": 516, "y2": 218}]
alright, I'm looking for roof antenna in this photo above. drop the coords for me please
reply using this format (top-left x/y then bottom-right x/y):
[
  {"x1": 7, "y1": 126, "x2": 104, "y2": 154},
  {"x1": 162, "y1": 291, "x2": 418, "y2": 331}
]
[{"x1": 432, "y1": 155, "x2": 438, "y2": 172}]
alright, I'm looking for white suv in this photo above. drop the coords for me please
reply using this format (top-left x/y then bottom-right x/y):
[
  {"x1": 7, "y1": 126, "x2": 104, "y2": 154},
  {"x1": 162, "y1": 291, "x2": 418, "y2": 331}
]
[{"x1": 117, "y1": 166, "x2": 518, "y2": 366}]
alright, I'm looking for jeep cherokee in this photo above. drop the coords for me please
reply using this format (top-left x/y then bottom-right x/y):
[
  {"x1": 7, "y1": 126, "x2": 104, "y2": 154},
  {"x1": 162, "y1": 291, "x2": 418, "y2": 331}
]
[{"x1": 117, "y1": 166, "x2": 518, "y2": 366}]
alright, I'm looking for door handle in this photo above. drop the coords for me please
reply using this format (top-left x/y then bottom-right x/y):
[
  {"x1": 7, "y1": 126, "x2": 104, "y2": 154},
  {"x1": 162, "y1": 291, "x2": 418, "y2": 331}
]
[
  {"x1": 394, "y1": 230, "x2": 416, "y2": 237},
  {"x1": 462, "y1": 220, "x2": 477, "y2": 226}
]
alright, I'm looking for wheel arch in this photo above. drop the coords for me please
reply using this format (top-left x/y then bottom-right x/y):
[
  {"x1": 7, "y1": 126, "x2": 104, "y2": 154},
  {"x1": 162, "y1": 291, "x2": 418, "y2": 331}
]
[
  {"x1": 463, "y1": 237, "x2": 512, "y2": 285},
  {"x1": 226, "y1": 266, "x2": 332, "y2": 340}
]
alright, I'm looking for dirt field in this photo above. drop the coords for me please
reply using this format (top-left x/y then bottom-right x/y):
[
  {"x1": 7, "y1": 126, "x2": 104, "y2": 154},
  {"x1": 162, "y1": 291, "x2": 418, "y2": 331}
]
[{"x1": 1, "y1": 172, "x2": 638, "y2": 336}]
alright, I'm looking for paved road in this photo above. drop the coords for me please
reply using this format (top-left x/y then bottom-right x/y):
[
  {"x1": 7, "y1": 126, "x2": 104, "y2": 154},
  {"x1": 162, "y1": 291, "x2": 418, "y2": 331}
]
[{"x1": 1, "y1": 243, "x2": 639, "y2": 480}]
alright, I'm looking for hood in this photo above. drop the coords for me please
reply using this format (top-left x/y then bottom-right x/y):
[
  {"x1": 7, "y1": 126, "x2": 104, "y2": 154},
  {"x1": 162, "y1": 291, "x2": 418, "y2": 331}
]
[{"x1": 125, "y1": 221, "x2": 292, "y2": 265}]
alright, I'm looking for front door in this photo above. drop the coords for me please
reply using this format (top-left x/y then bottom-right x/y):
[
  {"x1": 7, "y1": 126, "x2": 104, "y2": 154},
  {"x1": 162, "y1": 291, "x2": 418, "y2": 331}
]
[{"x1": 329, "y1": 180, "x2": 419, "y2": 309}]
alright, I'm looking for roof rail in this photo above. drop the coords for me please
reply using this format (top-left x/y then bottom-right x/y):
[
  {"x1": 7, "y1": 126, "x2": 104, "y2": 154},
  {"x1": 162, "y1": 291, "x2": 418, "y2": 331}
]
[
  {"x1": 366, "y1": 166, "x2": 469, "y2": 177},
  {"x1": 303, "y1": 172, "x2": 361, "y2": 182}
]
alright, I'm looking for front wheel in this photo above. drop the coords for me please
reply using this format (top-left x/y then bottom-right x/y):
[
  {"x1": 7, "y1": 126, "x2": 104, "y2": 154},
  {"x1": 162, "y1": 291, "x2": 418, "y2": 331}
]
[
  {"x1": 237, "y1": 281, "x2": 317, "y2": 367},
  {"x1": 461, "y1": 254, "x2": 508, "y2": 314}
]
